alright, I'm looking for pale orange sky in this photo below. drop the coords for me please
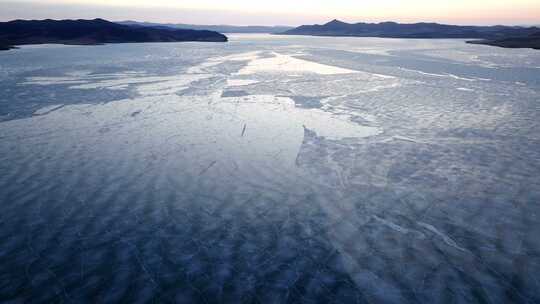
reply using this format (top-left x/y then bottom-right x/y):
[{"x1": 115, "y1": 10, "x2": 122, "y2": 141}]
[{"x1": 1, "y1": 0, "x2": 539, "y2": 25}]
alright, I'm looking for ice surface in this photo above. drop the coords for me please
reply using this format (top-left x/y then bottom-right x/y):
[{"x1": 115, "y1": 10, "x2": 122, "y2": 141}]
[
  {"x1": 219, "y1": 94, "x2": 380, "y2": 140},
  {"x1": 236, "y1": 52, "x2": 359, "y2": 75},
  {"x1": 187, "y1": 51, "x2": 262, "y2": 74},
  {"x1": 226, "y1": 79, "x2": 259, "y2": 86},
  {"x1": 1, "y1": 35, "x2": 540, "y2": 303},
  {"x1": 399, "y1": 67, "x2": 477, "y2": 81}
]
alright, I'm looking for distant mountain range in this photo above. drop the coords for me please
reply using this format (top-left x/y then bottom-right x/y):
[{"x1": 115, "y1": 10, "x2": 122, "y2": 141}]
[
  {"x1": 118, "y1": 21, "x2": 293, "y2": 34},
  {"x1": 283, "y1": 19, "x2": 540, "y2": 49},
  {"x1": 0, "y1": 19, "x2": 227, "y2": 50},
  {"x1": 2, "y1": 18, "x2": 538, "y2": 51}
]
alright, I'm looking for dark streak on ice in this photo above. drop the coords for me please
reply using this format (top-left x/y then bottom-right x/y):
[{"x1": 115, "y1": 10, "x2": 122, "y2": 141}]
[{"x1": 199, "y1": 160, "x2": 217, "y2": 176}]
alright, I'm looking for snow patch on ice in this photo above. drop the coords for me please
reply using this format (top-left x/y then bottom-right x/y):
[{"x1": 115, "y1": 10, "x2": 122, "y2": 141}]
[
  {"x1": 236, "y1": 52, "x2": 359, "y2": 75},
  {"x1": 227, "y1": 79, "x2": 259, "y2": 86},
  {"x1": 372, "y1": 73, "x2": 396, "y2": 79}
]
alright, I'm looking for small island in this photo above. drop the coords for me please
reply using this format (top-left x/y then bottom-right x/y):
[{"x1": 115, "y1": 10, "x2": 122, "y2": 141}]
[
  {"x1": 0, "y1": 18, "x2": 228, "y2": 51},
  {"x1": 467, "y1": 32, "x2": 540, "y2": 49},
  {"x1": 0, "y1": 43, "x2": 14, "y2": 50}
]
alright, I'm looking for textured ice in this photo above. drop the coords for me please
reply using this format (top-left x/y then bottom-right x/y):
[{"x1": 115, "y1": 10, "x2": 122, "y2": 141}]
[
  {"x1": 23, "y1": 76, "x2": 90, "y2": 85},
  {"x1": 390, "y1": 135, "x2": 426, "y2": 144},
  {"x1": 187, "y1": 51, "x2": 262, "y2": 74},
  {"x1": 1, "y1": 35, "x2": 540, "y2": 303},
  {"x1": 135, "y1": 74, "x2": 211, "y2": 96}
]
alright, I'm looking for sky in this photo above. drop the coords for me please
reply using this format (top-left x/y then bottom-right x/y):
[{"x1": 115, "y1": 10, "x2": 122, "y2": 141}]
[{"x1": 1, "y1": 0, "x2": 539, "y2": 26}]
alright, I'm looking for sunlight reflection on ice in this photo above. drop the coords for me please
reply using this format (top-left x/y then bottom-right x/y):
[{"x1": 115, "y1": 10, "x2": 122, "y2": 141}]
[{"x1": 236, "y1": 52, "x2": 359, "y2": 75}]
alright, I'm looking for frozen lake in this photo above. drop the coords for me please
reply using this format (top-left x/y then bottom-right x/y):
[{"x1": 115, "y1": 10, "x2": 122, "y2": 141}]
[{"x1": 1, "y1": 34, "x2": 540, "y2": 303}]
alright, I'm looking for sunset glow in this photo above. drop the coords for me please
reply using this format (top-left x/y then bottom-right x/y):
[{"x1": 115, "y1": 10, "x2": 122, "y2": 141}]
[{"x1": 1, "y1": 0, "x2": 540, "y2": 25}]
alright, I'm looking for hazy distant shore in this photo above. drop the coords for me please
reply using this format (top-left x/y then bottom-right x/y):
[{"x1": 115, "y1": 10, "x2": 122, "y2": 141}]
[
  {"x1": 282, "y1": 19, "x2": 540, "y2": 50},
  {"x1": 118, "y1": 20, "x2": 293, "y2": 34}
]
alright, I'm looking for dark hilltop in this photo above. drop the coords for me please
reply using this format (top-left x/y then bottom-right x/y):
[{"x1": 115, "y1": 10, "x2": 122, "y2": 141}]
[
  {"x1": 0, "y1": 18, "x2": 228, "y2": 50},
  {"x1": 283, "y1": 19, "x2": 540, "y2": 49}
]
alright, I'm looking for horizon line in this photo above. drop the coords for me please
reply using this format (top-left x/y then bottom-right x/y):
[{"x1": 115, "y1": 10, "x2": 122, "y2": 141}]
[{"x1": 1, "y1": 17, "x2": 539, "y2": 28}]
